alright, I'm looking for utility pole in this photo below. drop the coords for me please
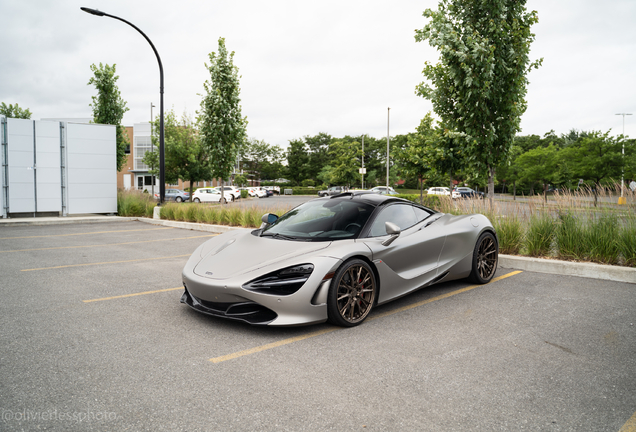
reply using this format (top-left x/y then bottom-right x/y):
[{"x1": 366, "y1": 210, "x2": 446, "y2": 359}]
[
  {"x1": 386, "y1": 107, "x2": 390, "y2": 189},
  {"x1": 615, "y1": 112, "x2": 632, "y2": 205}
]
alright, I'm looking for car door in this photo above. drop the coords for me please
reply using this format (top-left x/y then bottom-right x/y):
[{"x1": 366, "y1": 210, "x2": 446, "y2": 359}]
[{"x1": 360, "y1": 204, "x2": 447, "y2": 304}]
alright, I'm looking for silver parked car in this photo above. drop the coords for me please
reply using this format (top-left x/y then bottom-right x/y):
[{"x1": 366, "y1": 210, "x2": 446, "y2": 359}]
[
  {"x1": 181, "y1": 191, "x2": 498, "y2": 327},
  {"x1": 155, "y1": 188, "x2": 190, "y2": 202}
]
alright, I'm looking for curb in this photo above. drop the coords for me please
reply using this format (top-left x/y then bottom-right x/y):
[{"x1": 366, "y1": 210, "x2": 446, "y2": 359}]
[
  {"x1": 499, "y1": 255, "x2": 636, "y2": 284},
  {"x1": 135, "y1": 217, "x2": 244, "y2": 234},
  {"x1": 0, "y1": 215, "x2": 136, "y2": 226}
]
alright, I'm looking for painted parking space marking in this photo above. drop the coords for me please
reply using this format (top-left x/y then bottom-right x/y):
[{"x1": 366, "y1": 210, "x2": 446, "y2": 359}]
[
  {"x1": 209, "y1": 270, "x2": 523, "y2": 364},
  {"x1": 620, "y1": 411, "x2": 636, "y2": 432},
  {"x1": 0, "y1": 227, "x2": 173, "y2": 240},
  {"x1": 83, "y1": 287, "x2": 184, "y2": 303},
  {"x1": 3, "y1": 234, "x2": 216, "y2": 253},
  {"x1": 22, "y1": 254, "x2": 191, "y2": 272}
]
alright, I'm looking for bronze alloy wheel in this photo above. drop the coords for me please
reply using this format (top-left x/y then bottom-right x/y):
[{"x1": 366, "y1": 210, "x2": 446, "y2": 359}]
[
  {"x1": 327, "y1": 260, "x2": 376, "y2": 327},
  {"x1": 469, "y1": 231, "x2": 498, "y2": 284}
]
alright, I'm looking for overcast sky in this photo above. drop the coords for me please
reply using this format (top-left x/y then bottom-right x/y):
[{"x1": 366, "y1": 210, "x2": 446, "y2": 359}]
[{"x1": 2, "y1": 0, "x2": 635, "y2": 149}]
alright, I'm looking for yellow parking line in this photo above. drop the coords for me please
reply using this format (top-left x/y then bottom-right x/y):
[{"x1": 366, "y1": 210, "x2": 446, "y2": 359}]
[
  {"x1": 620, "y1": 411, "x2": 636, "y2": 432},
  {"x1": 0, "y1": 227, "x2": 173, "y2": 240},
  {"x1": 21, "y1": 254, "x2": 191, "y2": 272},
  {"x1": 209, "y1": 270, "x2": 523, "y2": 363},
  {"x1": 83, "y1": 287, "x2": 184, "y2": 303},
  {"x1": 2, "y1": 234, "x2": 215, "y2": 253},
  {"x1": 369, "y1": 270, "x2": 523, "y2": 321}
]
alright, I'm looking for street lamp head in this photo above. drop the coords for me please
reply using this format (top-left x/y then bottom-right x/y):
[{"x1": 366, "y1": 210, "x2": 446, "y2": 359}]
[{"x1": 80, "y1": 7, "x2": 105, "y2": 16}]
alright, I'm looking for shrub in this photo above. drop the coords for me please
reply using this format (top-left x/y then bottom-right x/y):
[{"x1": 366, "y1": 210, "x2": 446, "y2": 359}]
[
  {"x1": 556, "y1": 212, "x2": 586, "y2": 260},
  {"x1": 301, "y1": 179, "x2": 315, "y2": 187},
  {"x1": 493, "y1": 215, "x2": 524, "y2": 255},
  {"x1": 525, "y1": 214, "x2": 555, "y2": 257},
  {"x1": 587, "y1": 214, "x2": 620, "y2": 265},
  {"x1": 240, "y1": 189, "x2": 249, "y2": 199},
  {"x1": 618, "y1": 219, "x2": 636, "y2": 266}
]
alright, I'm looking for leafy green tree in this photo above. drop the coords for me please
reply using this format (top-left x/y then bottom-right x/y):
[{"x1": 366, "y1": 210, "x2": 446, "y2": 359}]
[
  {"x1": 234, "y1": 174, "x2": 248, "y2": 187},
  {"x1": 396, "y1": 113, "x2": 437, "y2": 202},
  {"x1": 305, "y1": 133, "x2": 333, "y2": 181},
  {"x1": 240, "y1": 138, "x2": 282, "y2": 182},
  {"x1": 415, "y1": 0, "x2": 542, "y2": 201},
  {"x1": 286, "y1": 139, "x2": 309, "y2": 184},
  {"x1": 561, "y1": 131, "x2": 624, "y2": 205},
  {"x1": 516, "y1": 143, "x2": 560, "y2": 201},
  {"x1": 329, "y1": 140, "x2": 362, "y2": 187},
  {"x1": 0, "y1": 102, "x2": 32, "y2": 119},
  {"x1": 87, "y1": 63, "x2": 130, "y2": 171},
  {"x1": 144, "y1": 110, "x2": 212, "y2": 201},
  {"x1": 199, "y1": 38, "x2": 248, "y2": 205},
  {"x1": 427, "y1": 128, "x2": 466, "y2": 191}
]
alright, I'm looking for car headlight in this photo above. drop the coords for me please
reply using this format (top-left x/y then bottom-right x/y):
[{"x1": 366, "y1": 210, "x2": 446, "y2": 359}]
[{"x1": 243, "y1": 264, "x2": 314, "y2": 296}]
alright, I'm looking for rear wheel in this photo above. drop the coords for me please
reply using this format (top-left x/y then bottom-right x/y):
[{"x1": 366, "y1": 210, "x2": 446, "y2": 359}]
[
  {"x1": 468, "y1": 231, "x2": 498, "y2": 284},
  {"x1": 193, "y1": 198, "x2": 200, "y2": 203},
  {"x1": 327, "y1": 259, "x2": 377, "y2": 327}
]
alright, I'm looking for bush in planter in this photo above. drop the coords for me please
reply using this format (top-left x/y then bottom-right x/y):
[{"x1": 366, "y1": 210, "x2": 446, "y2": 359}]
[{"x1": 241, "y1": 189, "x2": 248, "y2": 199}]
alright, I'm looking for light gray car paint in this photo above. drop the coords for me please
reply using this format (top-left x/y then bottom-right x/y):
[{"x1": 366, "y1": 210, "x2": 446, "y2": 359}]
[{"x1": 182, "y1": 212, "x2": 496, "y2": 326}]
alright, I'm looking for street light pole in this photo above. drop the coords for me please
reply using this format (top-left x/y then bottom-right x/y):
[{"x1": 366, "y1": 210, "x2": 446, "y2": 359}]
[
  {"x1": 150, "y1": 102, "x2": 155, "y2": 197},
  {"x1": 615, "y1": 112, "x2": 632, "y2": 202},
  {"x1": 81, "y1": 7, "x2": 165, "y2": 205},
  {"x1": 386, "y1": 107, "x2": 390, "y2": 189}
]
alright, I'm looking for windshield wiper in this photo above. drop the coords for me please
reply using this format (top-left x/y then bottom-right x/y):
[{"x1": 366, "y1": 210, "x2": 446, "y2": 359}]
[{"x1": 261, "y1": 232, "x2": 309, "y2": 241}]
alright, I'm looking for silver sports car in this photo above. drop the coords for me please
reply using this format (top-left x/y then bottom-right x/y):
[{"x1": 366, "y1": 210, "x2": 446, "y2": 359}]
[{"x1": 181, "y1": 191, "x2": 498, "y2": 327}]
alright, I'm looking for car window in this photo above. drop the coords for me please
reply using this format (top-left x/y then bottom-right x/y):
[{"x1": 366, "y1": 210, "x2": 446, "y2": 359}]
[
  {"x1": 412, "y1": 206, "x2": 432, "y2": 223},
  {"x1": 368, "y1": 204, "x2": 419, "y2": 237}
]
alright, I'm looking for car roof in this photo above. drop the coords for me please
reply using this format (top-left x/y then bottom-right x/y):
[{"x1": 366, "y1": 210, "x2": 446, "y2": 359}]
[{"x1": 325, "y1": 191, "x2": 412, "y2": 207}]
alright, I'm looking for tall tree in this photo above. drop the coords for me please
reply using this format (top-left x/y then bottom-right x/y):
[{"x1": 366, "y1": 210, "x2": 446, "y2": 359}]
[
  {"x1": 144, "y1": 109, "x2": 211, "y2": 200},
  {"x1": 87, "y1": 63, "x2": 130, "y2": 171},
  {"x1": 329, "y1": 140, "x2": 362, "y2": 187},
  {"x1": 415, "y1": 0, "x2": 542, "y2": 201},
  {"x1": 516, "y1": 143, "x2": 560, "y2": 201},
  {"x1": 396, "y1": 113, "x2": 437, "y2": 202},
  {"x1": 199, "y1": 38, "x2": 248, "y2": 205},
  {"x1": 0, "y1": 102, "x2": 32, "y2": 119},
  {"x1": 286, "y1": 139, "x2": 309, "y2": 184},
  {"x1": 561, "y1": 130, "x2": 624, "y2": 205}
]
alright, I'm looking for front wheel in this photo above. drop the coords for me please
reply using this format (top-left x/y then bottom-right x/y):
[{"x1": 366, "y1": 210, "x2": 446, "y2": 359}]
[
  {"x1": 175, "y1": 196, "x2": 183, "y2": 203},
  {"x1": 468, "y1": 231, "x2": 498, "y2": 284},
  {"x1": 327, "y1": 259, "x2": 377, "y2": 327}
]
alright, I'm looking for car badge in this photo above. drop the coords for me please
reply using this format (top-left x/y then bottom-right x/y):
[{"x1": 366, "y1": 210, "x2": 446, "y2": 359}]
[{"x1": 206, "y1": 271, "x2": 214, "y2": 276}]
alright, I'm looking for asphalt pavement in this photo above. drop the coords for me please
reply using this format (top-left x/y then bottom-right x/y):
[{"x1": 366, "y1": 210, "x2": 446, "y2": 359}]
[{"x1": 0, "y1": 218, "x2": 634, "y2": 431}]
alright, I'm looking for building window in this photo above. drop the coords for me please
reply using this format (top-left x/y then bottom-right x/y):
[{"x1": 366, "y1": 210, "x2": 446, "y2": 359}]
[{"x1": 134, "y1": 136, "x2": 153, "y2": 170}]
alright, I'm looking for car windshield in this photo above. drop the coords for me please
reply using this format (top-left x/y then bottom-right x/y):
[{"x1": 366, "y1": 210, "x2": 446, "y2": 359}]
[{"x1": 261, "y1": 199, "x2": 375, "y2": 241}]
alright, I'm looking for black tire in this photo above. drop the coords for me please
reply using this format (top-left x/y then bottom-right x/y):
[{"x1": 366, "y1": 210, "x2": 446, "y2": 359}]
[
  {"x1": 327, "y1": 259, "x2": 377, "y2": 327},
  {"x1": 193, "y1": 198, "x2": 200, "y2": 203},
  {"x1": 175, "y1": 196, "x2": 183, "y2": 203},
  {"x1": 468, "y1": 231, "x2": 498, "y2": 284}
]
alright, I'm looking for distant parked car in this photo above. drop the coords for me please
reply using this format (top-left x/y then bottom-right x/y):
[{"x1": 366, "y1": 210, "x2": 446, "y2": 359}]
[
  {"x1": 241, "y1": 187, "x2": 267, "y2": 198},
  {"x1": 453, "y1": 187, "x2": 484, "y2": 199},
  {"x1": 426, "y1": 187, "x2": 451, "y2": 196},
  {"x1": 318, "y1": 186, "x2": 347, "y2": 197},
  {"x1": 368, "y1": 186, "x2": 399, "y2": 196},
  {"x1": 192, "y1": 188, "x2": 234, "y2": 204},
  {"x1": 263, "y1": 186, "x2": 280, "y2": 195},
  {"x1": 155, "y1": 188, "x2": 190, "y2": 202},
  {"x1": 214, "y1": 186, "x2": 241, "y2": 200}
]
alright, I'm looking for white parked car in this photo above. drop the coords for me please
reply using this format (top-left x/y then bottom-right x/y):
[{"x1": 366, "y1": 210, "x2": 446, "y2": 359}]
[
  {"x1": 262, "y1": 186, "x2": 280, "y2": 195},
  {"x1": 426, "y1": 187, "x2": 451, "y2": 196},
  {"x1": 214, "y1": 186, "x2": 241, "y2": 199},
  {"x1": 241, "y1": 187, "x2": 267, "y2": 198},
  {"x1": 192, "y1": 188, "x2": 234, "y2": 204},
  {"x1": 368, "y1": 186, "x2": 399, "y2": 196}
]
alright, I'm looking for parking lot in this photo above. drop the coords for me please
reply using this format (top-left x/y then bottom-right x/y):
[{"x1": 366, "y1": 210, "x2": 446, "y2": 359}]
[{"x1": 1, "y1": 219, "x2": 635, "y2": 431}]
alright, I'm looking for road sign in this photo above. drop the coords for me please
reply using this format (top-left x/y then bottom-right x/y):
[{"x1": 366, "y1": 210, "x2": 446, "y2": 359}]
[{"x1": 359, "y1": 168, "x2": 367, "y2": 174}]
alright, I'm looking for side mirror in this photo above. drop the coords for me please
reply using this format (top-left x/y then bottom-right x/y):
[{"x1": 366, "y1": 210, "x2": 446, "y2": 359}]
[
  {"x1": 382, "y1": 222, "x2": 401, "y2": 247},
  {"x1": 261, "y1": 213, "x2": 278, "y2": 225}
]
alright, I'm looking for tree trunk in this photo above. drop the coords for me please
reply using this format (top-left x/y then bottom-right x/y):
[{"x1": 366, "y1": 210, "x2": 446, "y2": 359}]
[
  {"x1": 488, "y1": 165, "x2": 496, "y2": 205},
  {"x1": 513, "y1": 181, "x2": 516, "y2": 201},
  {"x1": 449, "y1": 170, "x2": 453, "y2": 194},
  {"x1": 543, "y1": 182, "x2": 547, "y2": 203},
  {"x1": 220, "y1": 178, "x2": 225, "y2": 207},
  {"x1": 190, "y1": 180, "x2": 193, "y2": 202}
]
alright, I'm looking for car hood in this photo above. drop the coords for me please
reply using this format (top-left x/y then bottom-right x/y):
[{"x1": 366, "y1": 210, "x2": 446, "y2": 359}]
[{"x1": 193, "y1": 230, "x2": 331, "y2": 280}]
